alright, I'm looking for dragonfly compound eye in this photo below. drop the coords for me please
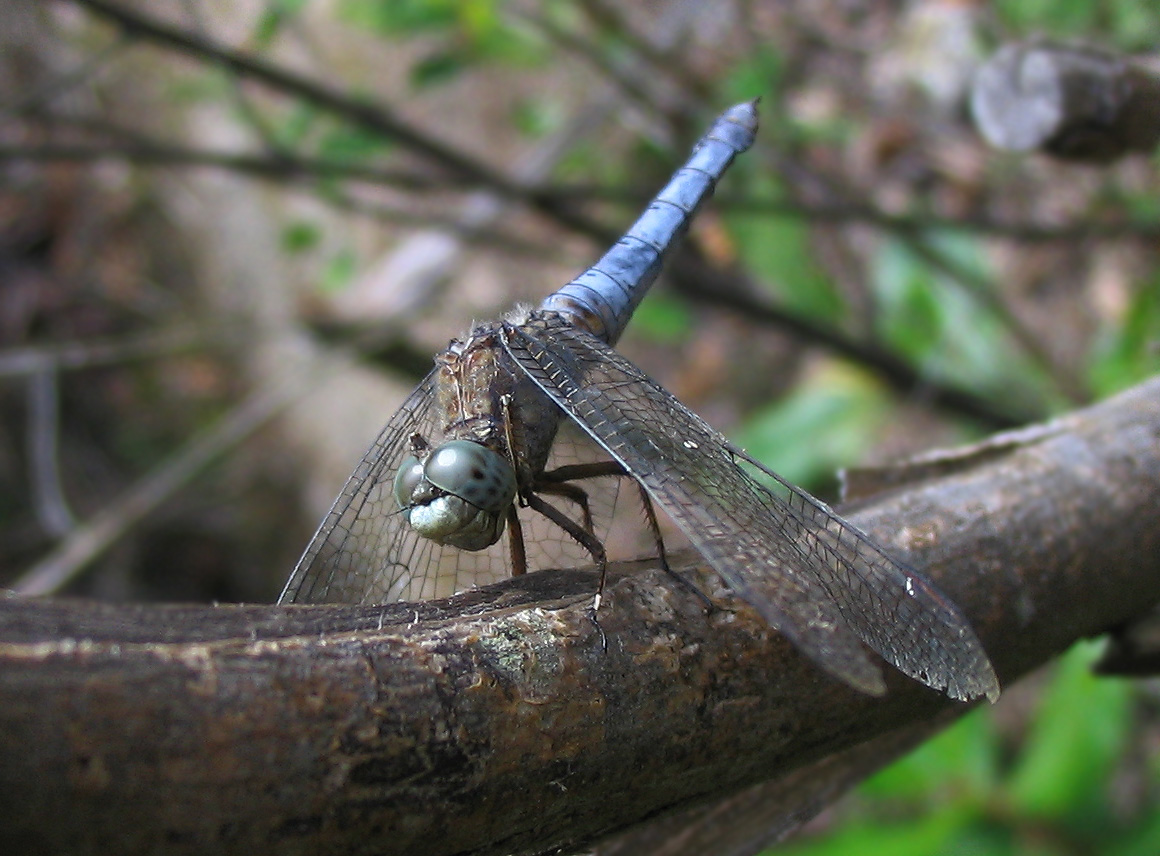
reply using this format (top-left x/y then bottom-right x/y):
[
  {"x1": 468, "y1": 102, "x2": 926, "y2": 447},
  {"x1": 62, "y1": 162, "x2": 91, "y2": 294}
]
[
  {"x1": 423, "y1": 440, "x2": 517, "y2": 513},
  {"x1": 393, "y1": 455, "x2": 426, "y2": 508},
  {"x1": 401, "y1": 440, "x2": 517, "y2": 552}
]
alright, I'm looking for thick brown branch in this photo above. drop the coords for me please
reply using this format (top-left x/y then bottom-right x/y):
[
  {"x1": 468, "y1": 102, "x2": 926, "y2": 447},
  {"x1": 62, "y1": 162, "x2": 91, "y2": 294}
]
[
  {"x1": 972, "y1": 41, "x2": 1160, "y2": 162},
  {"x1": 3, "y1": 377, "x2": 1160, "y2": 855}
]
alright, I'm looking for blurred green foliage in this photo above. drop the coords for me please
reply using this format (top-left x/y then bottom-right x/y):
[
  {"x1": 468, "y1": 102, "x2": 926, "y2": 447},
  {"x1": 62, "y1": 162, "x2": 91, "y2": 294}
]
[
  {"x1": 727, "y1": 181, "x2": 846, "y2": 323},
  {"x1": 994, "y1": 0, "x2": 1160, "y2": 50},
  {"x1": 337, "y1": 0, "x2": 546, "y2": 88},
  {"x1": 1089, "y1": 278, "x2": 1160, "y2": 396},
  {"x1": 768, "y1": 643, "x2": 1154, "y2": 856},
  {"x1": 735, "y1": 365, "x2": 889, "y2": 494}
]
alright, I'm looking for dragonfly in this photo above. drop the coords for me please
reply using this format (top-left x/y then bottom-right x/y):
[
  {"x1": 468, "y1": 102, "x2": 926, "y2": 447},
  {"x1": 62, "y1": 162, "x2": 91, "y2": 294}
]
[{"x1": 279, "y1": 101, "x2": 999, "y2": 702}]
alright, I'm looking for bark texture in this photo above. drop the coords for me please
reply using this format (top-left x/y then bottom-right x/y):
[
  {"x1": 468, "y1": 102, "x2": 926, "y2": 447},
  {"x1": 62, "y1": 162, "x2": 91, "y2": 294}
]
[
  {"x1": 3, "y1": 378, "x2": 1160, "y2": 856},
  {"x1": 971, "y1": 41, "x2": 1160, "y2": 161}
]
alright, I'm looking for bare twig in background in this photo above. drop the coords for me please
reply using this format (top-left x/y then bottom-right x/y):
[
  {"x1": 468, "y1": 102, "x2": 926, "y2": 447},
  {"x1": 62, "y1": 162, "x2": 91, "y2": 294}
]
[
  {"x1": 972, "y1": 41, "x2": 1160, "y2": 162},
  {"x1": 669, "y1": 253, "x2": 1037, "y2": 429},
  {"x1": 26, "y1": 366, "x2": 74, "y2": 537},
  {"x1": 3, "y1": 376, "x2": 1159, "y2": 855},
  {"x1": 0, "y1": 138, "x2": 476, "y2": 190},
  {"x1": 58, "y1": 0, "x2": 610, "y2": 240},
  {"x1": 3, "y1": 328, "x2": 222, "y2": 544},
  {"x1": 0, "y1": 328, "x2": 208, "y2": 378},
  {"x1": 12, "y1": 373, "x2": 318, "y2": 596},
  {"x1": 21, "y1": 1, "x2": 1119, "y2": 433}
]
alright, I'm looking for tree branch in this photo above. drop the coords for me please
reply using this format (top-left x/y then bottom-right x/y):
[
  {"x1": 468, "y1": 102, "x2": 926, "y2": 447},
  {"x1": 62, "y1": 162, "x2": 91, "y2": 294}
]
[
  {"x1": 972, "y1": 41, "x2": 1160, "y2": 162},
  {"x1": 57, "y1": 0, "x2": 609, "y2": 241},
  {"x1": 3, "y1": 376, "x2": 1160, "y2": 855}
]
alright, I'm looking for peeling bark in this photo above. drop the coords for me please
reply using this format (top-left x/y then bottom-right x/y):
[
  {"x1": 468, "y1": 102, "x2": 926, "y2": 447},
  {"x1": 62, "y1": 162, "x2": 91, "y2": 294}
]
[{"x1": 3, "y1": 378, "x2": 1160, "y2": 856}]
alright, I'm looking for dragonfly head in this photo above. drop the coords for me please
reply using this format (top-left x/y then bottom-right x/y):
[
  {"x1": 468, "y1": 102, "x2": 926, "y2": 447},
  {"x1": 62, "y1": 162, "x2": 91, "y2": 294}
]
[{"x1": 393, "y1": 439, "x2": 517, "y2": 551}]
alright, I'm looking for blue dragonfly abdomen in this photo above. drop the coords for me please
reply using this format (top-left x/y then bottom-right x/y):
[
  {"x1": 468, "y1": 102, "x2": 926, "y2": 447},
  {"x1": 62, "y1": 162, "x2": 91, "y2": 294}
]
[{"x1": 541, "y1": 100, "x2": 757, "y2": 345}]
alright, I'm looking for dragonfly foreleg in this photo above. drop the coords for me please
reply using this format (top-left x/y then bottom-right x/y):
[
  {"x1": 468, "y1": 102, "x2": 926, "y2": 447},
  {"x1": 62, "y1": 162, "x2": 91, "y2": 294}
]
[
  {"x1": 506, "y1": 504, "x2": 528, "y2": 576},
  {"x1": 535, "y1": 479, "x2": 596, "y2": 536},
  {"x1": 524, "y1": 491, "x2": 609, "y2": 610},
  {"x1": 537, "y1": 460, "x2": 627, "y2": 535},
  {"x1": 542, "y1": 462, "x2": 710, "y2": 610}
]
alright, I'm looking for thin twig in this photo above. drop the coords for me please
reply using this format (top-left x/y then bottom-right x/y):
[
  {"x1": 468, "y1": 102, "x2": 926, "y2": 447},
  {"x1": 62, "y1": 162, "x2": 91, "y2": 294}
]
[
  {"x1": 12, "y1": 374, "x2": 317, "y2": 596},
  {"x1": 12, "y1": 138, "x2": 1154, "y2": 246},
  {"x1": 670, "y1": 252, "x2": 1039, "y2": 429},
  {"x1": 27, "y1": 366, "x2": 74, "y2": 538},
  {"x1": 59, "y1": 0, "x2": 611, "y2": 242},
  {"x1": 0, "y1": 141, "x2": 448, "y2": 189},
  {"x1": 0, "y1": 136, "x2": 551, "y2": 257},
  {"x1": 0, "y1": 327, "x2": 209, "y2": 378},
  {"x1": 576, "y1": 0, "x2": 715, "y2": 104}
]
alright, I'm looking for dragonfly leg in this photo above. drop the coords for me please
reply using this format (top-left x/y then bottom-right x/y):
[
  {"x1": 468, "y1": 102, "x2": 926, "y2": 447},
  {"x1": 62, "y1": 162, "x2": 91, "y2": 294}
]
[
  {"x1": 539, "y1": 460, "x2": 626, "y2": 482},
  {"x1": 539, "y1": 460, "x2": 707, "y2": 607},
  {"x1": 506, "y1": 504, "x2": 528, "y2": 576},
  {"x1": 523, "y1": 491, "x2": 609, "y2": 649},
  {"x1": 536, "y1": 480, "x2": 596, "y2": 535},
  {"x1": 537, "y1": 460, "x2": 627, "y2": 537},
  {"x1": 635, "y1": 481, "x2": 669, "y2": 572},
  {"x1": 634, "y1": 481, "x2": 715, "y2": 612},
  {"x1": 524, "y1": 491, "x2": 609, "y2": 609}
]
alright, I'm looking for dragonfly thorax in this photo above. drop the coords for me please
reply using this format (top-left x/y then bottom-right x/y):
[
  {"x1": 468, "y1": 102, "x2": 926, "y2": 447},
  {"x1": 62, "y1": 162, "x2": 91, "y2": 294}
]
[{"x1": 393, "y1": 439, "x2": 517, "y2": 551}]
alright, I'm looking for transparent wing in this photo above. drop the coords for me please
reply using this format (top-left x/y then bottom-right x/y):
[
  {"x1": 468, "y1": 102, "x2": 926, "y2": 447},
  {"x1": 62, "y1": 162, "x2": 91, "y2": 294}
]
[
  {"x1": 504, "y1": 314, "x2": 999, "y2": 700},
  {"x1": 279, "y1": 371, "x2": 454, "y2": 604},
  {"x1": 279, "y1": 371, "x2": 632, "y2": 605}
]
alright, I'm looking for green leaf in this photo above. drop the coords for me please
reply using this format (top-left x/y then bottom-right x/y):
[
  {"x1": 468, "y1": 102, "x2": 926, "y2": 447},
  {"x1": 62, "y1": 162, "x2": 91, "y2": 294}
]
[
  {"x1": 251, "y1": 0, "x2": 309, "y2": 46},
  {"x1": 410, "y1": 50, "x2": 470, "y2": 88},
  {"x1": 869, "y1": 233, "x2": 1048, "y2": 406},
  {"x1": 871, "y1": 238, "x2": 943, "y2": 360},
  {"x1": 316, "y1": 122, "x2": 394, "y2": 162},
  {"x1": 725, "y1": 176, "x2": 845, "y2": 322},
  {"x1": 733, "y1": 363, "x2": 888, "y2": 493},
  {"x1": 629, "y1": 294, "x2": 692, "y2": 344},
  {"x1": 320, "y1": 247, "x2": 358, "y2": 294},
  {"x1": 270, "y1": 102, "x2": 319, "y2": 150},
  {"x1": 339, "y1": 0, "x2": 459, "y2": 34},
  {"x1": 338, "y1": 0, "x2": 542, "y2": 88},
  {"x1": 723, "y1": 44, "x2": 783, "y2": 105},
  {"x1": 993, "y1": 0, "x2": 1096, "y2": 36},
  {"x1": 1109, "y1": 3, "x2": 1160, "y2": 49},
  {"x1": 768, "y1": 806, "x2": 973, "y2": 856},
  {"x1": 1006, "y1": 641, "x2": 1133, "y2": 819},
  {"x1": 281, "y1": 220, "x2": 321, "y2": 253},
  {"x1": 1087, "y1": 277, "x2": 1160, "y2": 396},
  {"x1": 1107, "y1": 809, "x2": 1160, "y2": 856},
  {"x1": 862, "y1": 709, "x2": 998, "y2": 805}
]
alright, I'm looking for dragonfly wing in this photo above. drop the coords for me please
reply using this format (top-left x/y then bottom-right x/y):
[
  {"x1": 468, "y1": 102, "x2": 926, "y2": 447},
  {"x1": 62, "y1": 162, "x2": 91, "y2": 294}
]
[
  {"x1": 503, "y1": 314, "x2": 999, "y2": 701},
  {"x1": 281, "y1": 371, "x2": 528, "y2": 604},
  {"x1": 280, "y1": 371, "x2": 447, "y2": 604},
  {"x1": 280, "y1": 369, "x2": 631, "y2": 604}
]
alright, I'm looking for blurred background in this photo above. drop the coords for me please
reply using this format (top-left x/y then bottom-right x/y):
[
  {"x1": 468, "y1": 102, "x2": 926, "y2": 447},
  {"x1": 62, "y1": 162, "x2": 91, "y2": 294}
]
[{"x1": 2, "y1": 1, "x2": 1159, "y2": 853}]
